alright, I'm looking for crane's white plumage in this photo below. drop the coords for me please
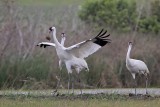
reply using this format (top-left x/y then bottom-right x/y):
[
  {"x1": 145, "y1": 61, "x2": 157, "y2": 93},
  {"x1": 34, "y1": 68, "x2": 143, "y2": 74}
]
[
  {"x1": 49, "y1": 26, "x2": 111, "y2": 94},
  {"x1": 67, "y1": 40, "x2": 101, "y2": 58},
  {"x1": 66, "y1": 29, "x2": 110, "y2": 58},
  {"x1": 126, "y1": 42, "x2": 149, "y2": 95}
]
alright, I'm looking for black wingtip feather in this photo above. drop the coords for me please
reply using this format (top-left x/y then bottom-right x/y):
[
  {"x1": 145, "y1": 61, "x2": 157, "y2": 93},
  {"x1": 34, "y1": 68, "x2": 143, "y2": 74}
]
[
  {"x1": 93, "y1": 29, "x2": 111, "y2": 47},
  {"x1": 40, "y1": 44, "x2": 43, "y2": 47},
  {"x1": 97, "y1": 29, "x2": 104, "y2": 37},
  {"x1": 98, "y1": 30, "x2": 107, "y2": 38},
  {"x1": 99, "y1": 34, "x2": 110, "y2": 38}
]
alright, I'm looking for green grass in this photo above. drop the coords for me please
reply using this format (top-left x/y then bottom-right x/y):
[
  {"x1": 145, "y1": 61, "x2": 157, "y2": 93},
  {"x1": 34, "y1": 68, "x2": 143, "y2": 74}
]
[{"x1": 0, "y1": 98, "x2": 160, "y2": 107}]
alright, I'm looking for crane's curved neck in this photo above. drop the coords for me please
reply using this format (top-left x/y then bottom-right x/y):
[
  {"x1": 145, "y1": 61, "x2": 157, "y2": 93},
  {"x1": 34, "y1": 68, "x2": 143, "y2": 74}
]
[
  {"x1": 126, "y1": 44, "x2": 132, "y2": 60},
  {"x1": 52, "y1": 29, "x2": 61, "y2": 46},
  {"x1": 60, "y1": 37, "x2": 66, "y2": 46}
]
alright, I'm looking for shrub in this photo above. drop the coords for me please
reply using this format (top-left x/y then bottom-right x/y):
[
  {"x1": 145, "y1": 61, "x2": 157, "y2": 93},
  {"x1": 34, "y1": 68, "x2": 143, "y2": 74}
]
[
  {"x1": 138, "y1": 16, "x2": 160, "y2": 34},
  {"x1": 79, "y1": 0, "x2": 160, "y2": 34},
  {"x1": 151, "y1": 0, "x2": 160, "y2": 22},
  {"x1": 79, "y1": 0, "x2": 137, "y2": 31}
]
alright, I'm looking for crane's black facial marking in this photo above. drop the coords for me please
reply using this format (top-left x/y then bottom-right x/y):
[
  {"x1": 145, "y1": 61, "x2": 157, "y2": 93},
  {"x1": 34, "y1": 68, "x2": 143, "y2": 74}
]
[
  {"x1": 49, "y1": 27, "x2": 53, "y2": 31},
  {"x1": 128, "y1": 42, "x2": 132, "y2": 45},
  {"x1": 93, "y1": 29, "x2": 111, "y2": 47},
  {"x1": 49, "y1": 27, "x2": 54, "y2": 33},
  {"x1": 61, "y1": 33, "x2": 65, "y2": 37}
]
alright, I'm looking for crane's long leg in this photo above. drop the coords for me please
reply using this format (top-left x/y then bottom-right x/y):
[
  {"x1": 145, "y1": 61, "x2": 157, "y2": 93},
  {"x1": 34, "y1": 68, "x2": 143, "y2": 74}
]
[
  {"x1": 145, "y1": 75, "x2": 148, "y2": 95},
  {"x1": 134, "y1": 79, "x2": 137, "y2": 95},
  {"x1": 71, "y1": 73, "x2": 74, "y2": 94},
  {"x1": 55, "y1": 70, "x2": 62, "y2": 92},
  {"x1": 52, "y1": 68, "x2": 63, "y2": 95},
  {"x1": 54, "y1": 78, "x2": 60, "y2": 93},
  {"x1": 78, "y1": 73, "x2": 82, "y2": 96},
  {"x1": 52, "y1": 78, "x2": 60, "y2": 95},
  {"x1": 68, "y1": 73, "x2": 71, "y2": 94},
  {"x1": 132, "y1": 73, "x2": 137, "y2": 95}
]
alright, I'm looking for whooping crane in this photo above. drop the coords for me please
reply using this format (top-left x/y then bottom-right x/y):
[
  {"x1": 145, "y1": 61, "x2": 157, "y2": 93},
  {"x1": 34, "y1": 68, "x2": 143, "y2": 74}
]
[
  {"x1": 37, "y1": 33, "x2": 66, "y2": 93},
  {"x1": 126, "y1": 42, "x2": 149, "y2": 95},
  {"x1": 49, "y1": 26, "x2": 111, "y2": 95}
]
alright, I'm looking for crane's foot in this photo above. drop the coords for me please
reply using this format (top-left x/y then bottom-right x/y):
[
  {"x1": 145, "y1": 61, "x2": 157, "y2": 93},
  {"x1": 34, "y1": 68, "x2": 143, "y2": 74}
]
[
  {"x1": 51, "y1": 90, "x2": 60, "y2": 96},
  {"x1": 129, "y1": 93, "x2": 138, "y2": 97},
  {"x1": 145, "y1": 92, "x2": 150, "y2": 96},
  {"x1": 53, "y1": 89, "x2": 57, "y2": 93},
  {"x1": 129, "y1": 93, "x2": 135, "y2": 97},
  {"x1": 144, "y1": 93, "x2": 151, "y2": 98}
]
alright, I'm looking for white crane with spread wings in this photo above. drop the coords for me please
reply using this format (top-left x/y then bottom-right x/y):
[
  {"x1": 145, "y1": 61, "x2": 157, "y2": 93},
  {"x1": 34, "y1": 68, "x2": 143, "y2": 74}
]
[{"x1": 48, "y1": 26, "x2": 111, "y2": 95}]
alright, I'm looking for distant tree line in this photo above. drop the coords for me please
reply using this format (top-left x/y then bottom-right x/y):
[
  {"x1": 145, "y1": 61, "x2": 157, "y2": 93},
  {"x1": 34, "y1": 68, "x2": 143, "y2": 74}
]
[{"x1": 79, "y1": 0, "x2": 160, "y2": 34}]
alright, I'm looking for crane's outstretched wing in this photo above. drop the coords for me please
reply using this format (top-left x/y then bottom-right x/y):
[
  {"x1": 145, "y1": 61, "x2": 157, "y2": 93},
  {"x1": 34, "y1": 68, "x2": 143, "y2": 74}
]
[
  {"x1": 66, "y1": 29, "x2": 111, "y2": 58},
  {"x1": 37, "y1": 42, "x2": 55, "y2": 48}
]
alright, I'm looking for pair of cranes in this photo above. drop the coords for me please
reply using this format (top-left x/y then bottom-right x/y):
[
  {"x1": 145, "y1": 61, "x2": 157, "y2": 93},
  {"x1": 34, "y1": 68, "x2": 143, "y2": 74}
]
[
  {"x1": 38, "y1": 27, "x2": 111, "y2": 95},
  {"x1": 37, "y1": 26, "x2": 149, "y2": 95}
]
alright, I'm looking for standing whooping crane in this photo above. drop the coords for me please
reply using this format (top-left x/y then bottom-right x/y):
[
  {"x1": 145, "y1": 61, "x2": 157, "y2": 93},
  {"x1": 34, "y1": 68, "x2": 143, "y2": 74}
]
[
  {"x1": 126, "y1": 42, "x2": 149, "y2": 95},
  {"x1": 48, "y1": 26, "x2": 111, "y2": 95},
  {"x1": 37, "y1": 33, "x2": 66, "y2": 93}
]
